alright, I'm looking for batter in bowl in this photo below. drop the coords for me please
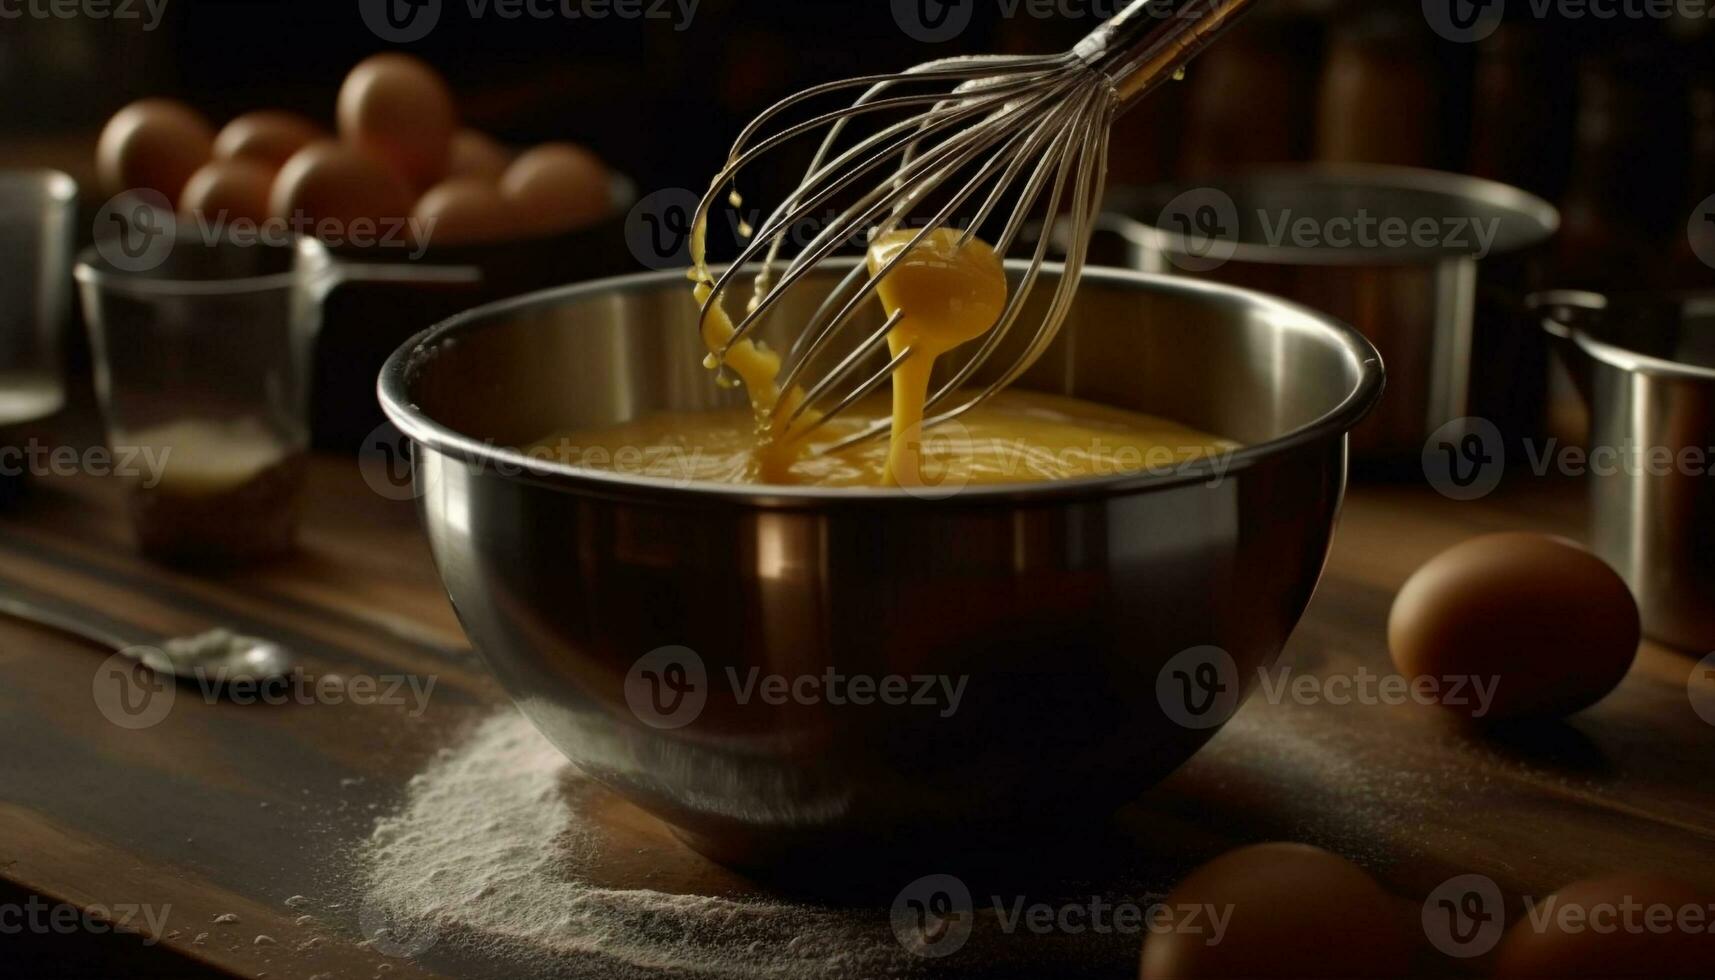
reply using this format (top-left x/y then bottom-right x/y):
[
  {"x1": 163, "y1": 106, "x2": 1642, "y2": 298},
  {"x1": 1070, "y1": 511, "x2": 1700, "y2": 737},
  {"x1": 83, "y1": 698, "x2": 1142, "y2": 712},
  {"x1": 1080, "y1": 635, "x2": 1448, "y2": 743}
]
[
  {"x1": 531, "y1": 389, "x2": 1234, "y2": 488},
  {"x1": 533, "y1": 226, "x2": 1235, "y2": 488}
]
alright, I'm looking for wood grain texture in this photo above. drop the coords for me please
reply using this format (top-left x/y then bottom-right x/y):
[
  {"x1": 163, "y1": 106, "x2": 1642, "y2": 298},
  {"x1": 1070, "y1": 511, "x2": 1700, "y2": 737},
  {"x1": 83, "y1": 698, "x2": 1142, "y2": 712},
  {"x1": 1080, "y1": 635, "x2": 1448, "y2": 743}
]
[{"x1": 0, "y1": 460, "x2": 1710, "y2": 978}]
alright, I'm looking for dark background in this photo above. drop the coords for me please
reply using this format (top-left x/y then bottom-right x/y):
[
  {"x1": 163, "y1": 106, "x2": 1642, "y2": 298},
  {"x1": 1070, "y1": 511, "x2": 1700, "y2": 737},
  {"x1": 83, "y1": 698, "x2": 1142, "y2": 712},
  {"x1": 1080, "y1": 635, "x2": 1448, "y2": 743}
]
[{"x1": 4, "y1": 0, "x2": 1713, "y2": 293}]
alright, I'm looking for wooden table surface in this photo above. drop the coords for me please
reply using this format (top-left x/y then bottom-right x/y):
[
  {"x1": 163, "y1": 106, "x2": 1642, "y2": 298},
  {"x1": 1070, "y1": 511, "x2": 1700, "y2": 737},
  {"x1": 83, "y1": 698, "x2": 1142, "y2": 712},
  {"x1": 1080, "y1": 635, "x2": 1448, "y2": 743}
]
[{"x1": 1, "y1": 458, "x2": 1711, "y2": 979}]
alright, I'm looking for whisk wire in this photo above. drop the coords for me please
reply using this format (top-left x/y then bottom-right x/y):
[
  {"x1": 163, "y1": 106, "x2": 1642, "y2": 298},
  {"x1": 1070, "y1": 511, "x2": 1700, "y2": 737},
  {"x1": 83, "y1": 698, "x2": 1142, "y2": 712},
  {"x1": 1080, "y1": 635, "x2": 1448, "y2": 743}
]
[{"x1": 691, "y1": 0, "x2": 1256, "y2": 455}]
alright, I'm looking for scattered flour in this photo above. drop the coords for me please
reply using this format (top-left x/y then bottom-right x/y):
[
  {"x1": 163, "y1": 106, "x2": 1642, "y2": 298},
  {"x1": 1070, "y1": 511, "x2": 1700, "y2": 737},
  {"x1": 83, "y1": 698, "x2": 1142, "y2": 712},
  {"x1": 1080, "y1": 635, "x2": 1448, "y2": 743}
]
[{"x1": 359, "y1": 711, "x2": 916, "y2": 979}]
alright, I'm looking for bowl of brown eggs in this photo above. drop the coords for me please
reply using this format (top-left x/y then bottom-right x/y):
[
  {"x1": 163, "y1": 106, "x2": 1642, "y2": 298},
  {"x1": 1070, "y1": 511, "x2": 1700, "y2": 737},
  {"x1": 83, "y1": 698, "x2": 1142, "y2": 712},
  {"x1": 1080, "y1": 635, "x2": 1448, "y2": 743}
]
[{"x1": 93, "y1": 53, "x2": 638, "y2": 448}]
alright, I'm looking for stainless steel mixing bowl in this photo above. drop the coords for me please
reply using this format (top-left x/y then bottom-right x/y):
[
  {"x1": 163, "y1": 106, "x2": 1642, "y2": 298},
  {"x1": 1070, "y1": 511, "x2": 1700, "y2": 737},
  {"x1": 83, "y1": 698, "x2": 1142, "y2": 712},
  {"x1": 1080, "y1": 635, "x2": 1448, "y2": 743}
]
[
  {"x1": 379, "y1": 263, "x2": 1383, "y2": 870},
  {"x1": 1103, "y1": 165, "x2": 1557, "y2": 464},
  {"x1": 1533, "y1": 290, "x2": 1715, "y2": 652}
]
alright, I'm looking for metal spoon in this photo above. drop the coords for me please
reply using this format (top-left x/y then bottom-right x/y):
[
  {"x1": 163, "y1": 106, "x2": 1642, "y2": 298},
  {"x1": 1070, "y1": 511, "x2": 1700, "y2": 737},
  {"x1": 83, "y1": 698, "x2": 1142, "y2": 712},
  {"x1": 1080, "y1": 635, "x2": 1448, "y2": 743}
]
[{"x1": 0, "y1": 588, "x2": 294, "y2": 685}]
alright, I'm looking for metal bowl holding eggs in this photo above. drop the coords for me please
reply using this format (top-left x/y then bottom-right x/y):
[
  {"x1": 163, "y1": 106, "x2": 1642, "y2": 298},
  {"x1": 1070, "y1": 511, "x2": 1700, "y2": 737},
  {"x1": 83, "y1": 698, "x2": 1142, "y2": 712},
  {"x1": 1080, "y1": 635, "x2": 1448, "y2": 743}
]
[{"x1": 378, "y1": 263, "x2": 1384, "y2": 869}]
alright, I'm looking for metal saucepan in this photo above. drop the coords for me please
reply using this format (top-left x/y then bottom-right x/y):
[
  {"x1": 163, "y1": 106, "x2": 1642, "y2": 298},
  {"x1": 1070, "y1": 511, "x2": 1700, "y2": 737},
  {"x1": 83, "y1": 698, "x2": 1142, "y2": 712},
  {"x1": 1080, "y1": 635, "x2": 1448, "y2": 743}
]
[
  {"x1": 1100, "y1": 165, "x2": 1558, "y2": 464},
  {"x1": 379, "y1": 263, "x2": 1383, "y2": 871},
  {"x1": 1531, "y1": 290, "x2": 1715, "y2": 652}
]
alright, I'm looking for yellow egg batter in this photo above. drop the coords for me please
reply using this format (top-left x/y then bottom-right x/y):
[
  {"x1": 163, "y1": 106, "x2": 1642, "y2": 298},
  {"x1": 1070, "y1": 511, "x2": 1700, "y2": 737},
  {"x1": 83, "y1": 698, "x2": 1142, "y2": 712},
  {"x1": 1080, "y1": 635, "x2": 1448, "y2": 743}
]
[
  {"x1": 528, "y1": 390, "x2": 1236, "y2": 488},
  {"x1": 616, "y1": 217, "x2": 1237, "y2": 489},
  {"x1": 866, "y1": 228, "x2": 1009, "y2": 485}
]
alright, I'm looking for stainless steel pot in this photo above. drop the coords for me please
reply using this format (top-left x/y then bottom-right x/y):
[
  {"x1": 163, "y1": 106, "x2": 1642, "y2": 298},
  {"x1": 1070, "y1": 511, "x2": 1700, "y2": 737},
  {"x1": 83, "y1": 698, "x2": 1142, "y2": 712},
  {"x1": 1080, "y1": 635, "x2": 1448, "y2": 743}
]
[
  {"x1": 1102, "y1": 165, "x2": 1558, "y2": 463},
  {"x1": 378, "y1": 264, "x2": 1383, "y2": 870},
  {"x1": 1532, "y1": 290, "x2": 1715, "y2": 652}
]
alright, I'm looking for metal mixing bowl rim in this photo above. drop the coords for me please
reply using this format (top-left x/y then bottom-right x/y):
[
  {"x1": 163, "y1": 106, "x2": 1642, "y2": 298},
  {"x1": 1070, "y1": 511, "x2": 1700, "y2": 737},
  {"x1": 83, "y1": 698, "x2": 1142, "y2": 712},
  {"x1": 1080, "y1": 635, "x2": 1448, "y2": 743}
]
[
  {"x1": 1109, "y1": 163, "x2": 1561, "y2": 268},
  {"x1": 378, "y1": 262, "x2": 1385, "y2": 507},
  {"x1": 1529, "y1": 288, "x2": 1715, "y2": 383}
]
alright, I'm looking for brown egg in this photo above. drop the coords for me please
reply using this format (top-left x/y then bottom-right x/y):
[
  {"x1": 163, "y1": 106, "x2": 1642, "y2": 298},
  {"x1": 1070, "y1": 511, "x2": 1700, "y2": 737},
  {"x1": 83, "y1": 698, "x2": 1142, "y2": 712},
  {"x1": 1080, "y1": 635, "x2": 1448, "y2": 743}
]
[
  {"x1": 447, "y1": 129, "x2": 511, "y2": 181},
  {"x1": 337, "y1": 53, "x2": 456, "y2": 192},
  {"x1": 499, "y1": 143, "x2": 611, "y2": 236},
  {"x1": 213, "y1": 110, "x2": 324, "y2": 168},
  {"x1": 1140, "y1": 843, "x2": 1413, "y2": 979},
  {"x1": 270, "y1": 141, "x2": 411, "y2": 231},
  {"x1": 96, "y1": 98, "x2": 216, "y2": 205},
  {"x1": 179, "y1": 158, "x2": 275, "y2": 227},
  {"x1": 1389, "y1": 533, "x2": 1639, "y2": 721},
  {"x1": 413, "y1": 177, "x2": 523, "y2": 247},
  {"x1": 1494, "y1": 875, "x2": 1713, "y2": 978}
]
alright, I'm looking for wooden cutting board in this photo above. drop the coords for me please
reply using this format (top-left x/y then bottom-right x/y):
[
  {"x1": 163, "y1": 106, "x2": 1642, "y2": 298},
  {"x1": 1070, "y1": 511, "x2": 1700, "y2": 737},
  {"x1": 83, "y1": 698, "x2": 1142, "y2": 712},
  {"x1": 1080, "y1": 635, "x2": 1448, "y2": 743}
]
[{"x1": 0, "y1": 458, "x2": 1710, "y2": 979}]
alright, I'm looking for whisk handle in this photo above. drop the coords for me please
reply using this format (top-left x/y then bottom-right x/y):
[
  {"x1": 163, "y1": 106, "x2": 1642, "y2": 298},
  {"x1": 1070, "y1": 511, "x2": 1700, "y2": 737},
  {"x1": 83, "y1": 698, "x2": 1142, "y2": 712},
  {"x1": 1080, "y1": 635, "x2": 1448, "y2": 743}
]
[{"x1": 1072, "y1": 0, "x2": 1258, "y2": 108}]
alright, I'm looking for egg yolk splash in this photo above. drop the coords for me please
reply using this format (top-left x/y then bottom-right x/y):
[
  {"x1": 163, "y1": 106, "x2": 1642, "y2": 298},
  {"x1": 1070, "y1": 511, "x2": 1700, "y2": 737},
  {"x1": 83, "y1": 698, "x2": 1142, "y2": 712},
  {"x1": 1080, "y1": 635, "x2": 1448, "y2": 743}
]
[{"x1": 531, "y1": 223, "x2": 1235, "y2": 487}]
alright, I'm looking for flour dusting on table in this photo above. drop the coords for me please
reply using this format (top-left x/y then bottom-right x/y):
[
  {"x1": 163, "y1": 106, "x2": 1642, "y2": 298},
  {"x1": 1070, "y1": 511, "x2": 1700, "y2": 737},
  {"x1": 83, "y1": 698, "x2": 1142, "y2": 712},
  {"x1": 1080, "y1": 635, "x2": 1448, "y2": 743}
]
[{"x1": 360, "y1": 711, "x2": 914, "y2": 978}]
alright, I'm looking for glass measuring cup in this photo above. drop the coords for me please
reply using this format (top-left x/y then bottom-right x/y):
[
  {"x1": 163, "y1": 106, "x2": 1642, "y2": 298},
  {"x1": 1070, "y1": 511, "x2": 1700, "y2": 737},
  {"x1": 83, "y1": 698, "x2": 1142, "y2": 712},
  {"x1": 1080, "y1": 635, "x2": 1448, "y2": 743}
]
[
  {"x1": 75, "y1": 233, "x2": 477, "y2": 563},
  {"x1": 0, "y1": 171, "x2": 76, "y2": 504}
]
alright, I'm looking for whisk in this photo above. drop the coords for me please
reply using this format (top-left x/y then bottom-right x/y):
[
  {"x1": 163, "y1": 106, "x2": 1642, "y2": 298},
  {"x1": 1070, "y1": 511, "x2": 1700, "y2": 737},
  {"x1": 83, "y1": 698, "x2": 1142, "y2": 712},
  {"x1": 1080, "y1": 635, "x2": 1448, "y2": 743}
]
[{"x1": 692, "y1": 0, "x2": 1256, "y2": 453}]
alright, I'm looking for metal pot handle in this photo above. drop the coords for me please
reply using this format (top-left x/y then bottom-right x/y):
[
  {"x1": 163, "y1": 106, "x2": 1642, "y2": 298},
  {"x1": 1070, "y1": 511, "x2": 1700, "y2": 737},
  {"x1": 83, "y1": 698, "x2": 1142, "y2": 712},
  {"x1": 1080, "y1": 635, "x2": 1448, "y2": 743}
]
[{"x1": 1526, "y1": 289, "x2": 1607, "y2": 406}]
